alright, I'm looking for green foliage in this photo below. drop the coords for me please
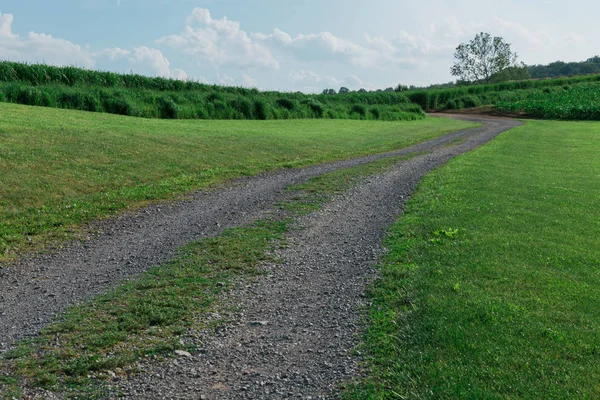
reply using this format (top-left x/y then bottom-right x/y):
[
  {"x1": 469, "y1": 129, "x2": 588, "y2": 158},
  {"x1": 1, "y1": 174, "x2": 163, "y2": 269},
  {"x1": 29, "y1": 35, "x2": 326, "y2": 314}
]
[
  {"x1": 529, "y1": 56, "x2": 600, "y2": 79},
  {"x1": 496, "y1": 83, "x2": 600, "y2": 119},
  {"x1": 0, "y1": 61, "x2": 425, "y2": 122},
  {"x1": 275, "y1": 98, "x2": 295, "y2": 111},
  {"x1": 405, "y1": 73, "x2": 600, "y2": 114},
  {"x1": 157, "y1": 96, "x2": 179, "y2": 119},
  {"x1": 345, "y1": 120, "x2": 600, "y2": 399},
  {"x1": 350, "y1": 104, "x2": 367, "y2": 117},
  {"x1": 451, "y1": 32, "x2": 519, "y2": 83}
]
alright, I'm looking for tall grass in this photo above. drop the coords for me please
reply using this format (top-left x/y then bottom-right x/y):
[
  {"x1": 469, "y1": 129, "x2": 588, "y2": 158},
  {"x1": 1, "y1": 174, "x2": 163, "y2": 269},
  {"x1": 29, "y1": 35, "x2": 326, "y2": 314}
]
[{"x1": 0, "y1": 61, "x2": 424, "y2": 121}]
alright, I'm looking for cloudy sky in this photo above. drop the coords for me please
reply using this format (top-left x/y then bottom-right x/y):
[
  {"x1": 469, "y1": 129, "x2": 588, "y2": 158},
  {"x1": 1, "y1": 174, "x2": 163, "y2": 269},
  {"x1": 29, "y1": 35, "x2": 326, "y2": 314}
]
[{"x1": 0, "y1": 0, "x2": 596, "y2": 92}]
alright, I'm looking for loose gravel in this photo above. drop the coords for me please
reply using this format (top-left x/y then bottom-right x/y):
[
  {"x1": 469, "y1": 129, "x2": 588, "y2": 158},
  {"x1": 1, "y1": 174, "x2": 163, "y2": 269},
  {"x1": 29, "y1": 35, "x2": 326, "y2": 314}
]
[{"x1": 0, "y1": 116, "x2": 520, "y2": 399}]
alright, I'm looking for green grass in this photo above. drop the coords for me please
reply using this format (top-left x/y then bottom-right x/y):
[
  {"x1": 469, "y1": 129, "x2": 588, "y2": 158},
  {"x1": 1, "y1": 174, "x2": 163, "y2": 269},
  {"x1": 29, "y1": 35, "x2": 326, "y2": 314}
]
[
  {"x1": 0, "y1": 103, "x2": 475, "y2": 261},
  {"x1": 344, "y1": 120, "x2": 600, "y2": 399},
  {"x1": 0, "y1": 145, "x2": 424, "y2": 399},
  {"x1": 0, "y1": 61, "x2": 424, "y2": 121}
]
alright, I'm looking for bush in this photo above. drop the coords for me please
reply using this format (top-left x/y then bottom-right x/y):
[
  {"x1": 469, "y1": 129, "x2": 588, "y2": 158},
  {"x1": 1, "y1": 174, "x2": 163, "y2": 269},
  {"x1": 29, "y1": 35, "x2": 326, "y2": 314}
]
[
  {"x1": 253, "y1": 100, "x2": 269, "y2": 120},
  {"x1": 229, "y1": 98, "x2": 253, "y2": 119},
  {"x1": 157, "y1": 96, "x2": 179, "y2": 119},
  {"x1": 276, "y1": 98, "x2": 295, "y2": 111},
  {"x1": 350, "y1": 104, "x2": 367, "y2": 117},
  {"x1": 303, "y1": 99, "x2": 324, "y2": 117},
  {"x1": 370, "y1": 107, "x2": 381, "y2": 119}
]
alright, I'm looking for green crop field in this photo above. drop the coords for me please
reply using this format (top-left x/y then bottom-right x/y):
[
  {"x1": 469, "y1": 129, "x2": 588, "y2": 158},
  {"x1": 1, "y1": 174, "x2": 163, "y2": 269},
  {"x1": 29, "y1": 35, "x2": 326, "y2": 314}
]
[
  {"x1": 344, "y1": 120, "x2": 600, "y2": 398},
  {"x1": 0, "y1": 62, "x2": 423, "y2": 121},
  {"x1": 496, "y1": 83, "x2": 600, "y2": 119},
  {"x1": 0, "y1": 102, "x2": 475, "y2": 262},
  {"x1": 405, "y1": 73, "x2": 600, "y2": 111}
]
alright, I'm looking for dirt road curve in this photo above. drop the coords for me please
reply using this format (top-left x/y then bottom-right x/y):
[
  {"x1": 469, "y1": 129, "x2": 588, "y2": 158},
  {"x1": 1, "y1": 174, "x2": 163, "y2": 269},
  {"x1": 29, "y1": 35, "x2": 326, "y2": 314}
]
[{"x1": 0, "y1": 116, "x2": 520, "y2": 398}]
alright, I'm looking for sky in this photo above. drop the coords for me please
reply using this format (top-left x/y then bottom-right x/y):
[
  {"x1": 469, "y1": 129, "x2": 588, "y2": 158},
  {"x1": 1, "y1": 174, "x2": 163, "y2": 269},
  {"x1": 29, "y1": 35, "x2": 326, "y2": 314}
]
[{"x1": 0, "y1": 0, "x2": 597, "y2": 92}]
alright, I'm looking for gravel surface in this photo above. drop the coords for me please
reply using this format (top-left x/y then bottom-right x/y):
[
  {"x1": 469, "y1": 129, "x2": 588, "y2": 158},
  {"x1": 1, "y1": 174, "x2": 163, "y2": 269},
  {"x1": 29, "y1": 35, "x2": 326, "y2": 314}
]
[
  {"x1": 0, "y1": 116, "x2": 520, "y2": 399},
  {"x1": 111, "y1": 116, "x2": 520, "y2": 399}
]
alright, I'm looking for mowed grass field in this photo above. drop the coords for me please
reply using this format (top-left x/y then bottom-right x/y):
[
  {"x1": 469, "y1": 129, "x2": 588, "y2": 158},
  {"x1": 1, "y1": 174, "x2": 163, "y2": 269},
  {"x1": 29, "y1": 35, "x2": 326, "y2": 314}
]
[
  {"x1": 344, "y1": 120, "x2": 600, "y2": 398},
  {"x1": 0, "y1": 103, "x2": 475, "y2": 261}
]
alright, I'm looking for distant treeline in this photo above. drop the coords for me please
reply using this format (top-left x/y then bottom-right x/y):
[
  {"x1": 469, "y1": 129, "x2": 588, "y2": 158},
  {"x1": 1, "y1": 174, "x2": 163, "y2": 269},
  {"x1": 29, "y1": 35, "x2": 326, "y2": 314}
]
[
  {"x1": 529, "y1": 56, "x2": 600, "y2": 79},
  {"x1": 0, "y1": 61, "x2": 424, "y2": 121}
]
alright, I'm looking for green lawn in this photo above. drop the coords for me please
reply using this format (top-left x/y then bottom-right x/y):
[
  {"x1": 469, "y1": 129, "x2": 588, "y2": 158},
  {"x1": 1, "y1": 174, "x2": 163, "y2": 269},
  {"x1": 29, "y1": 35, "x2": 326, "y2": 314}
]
[
  {"x1": 344, "y1": 120, "x2": 600, "y2": 399},
  {"x1": 0, "y1": 103, "x2": 474, "y2": 261}
]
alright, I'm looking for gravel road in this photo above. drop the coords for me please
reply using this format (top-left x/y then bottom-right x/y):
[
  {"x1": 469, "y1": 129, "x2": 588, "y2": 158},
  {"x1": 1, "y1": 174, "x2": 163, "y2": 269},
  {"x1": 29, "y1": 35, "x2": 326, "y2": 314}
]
[{"x1": 0, "y1": 116, "x2": 520, "y2": 399}]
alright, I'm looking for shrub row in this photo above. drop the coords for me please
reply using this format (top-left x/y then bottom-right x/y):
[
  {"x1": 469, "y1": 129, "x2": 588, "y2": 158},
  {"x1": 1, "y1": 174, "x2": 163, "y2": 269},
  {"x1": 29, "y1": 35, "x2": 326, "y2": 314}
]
[{"x1": 0, "y1": 82, "x2": 425, "y2": 121}]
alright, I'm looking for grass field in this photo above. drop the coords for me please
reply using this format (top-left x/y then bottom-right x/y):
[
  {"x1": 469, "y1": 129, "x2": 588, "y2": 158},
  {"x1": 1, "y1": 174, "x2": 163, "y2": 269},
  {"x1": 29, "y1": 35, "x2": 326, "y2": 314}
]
[
  {"x1": 0, "y1": 102, "x2": 475, "y2": 261},
  {"x1": 344, "y1": 120, "x2": 600, "y2": 398}
]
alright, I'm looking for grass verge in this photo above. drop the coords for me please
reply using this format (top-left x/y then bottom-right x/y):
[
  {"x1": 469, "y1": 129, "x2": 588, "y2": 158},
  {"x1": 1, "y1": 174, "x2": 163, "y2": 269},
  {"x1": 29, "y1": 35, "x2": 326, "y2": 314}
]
[
  {"x1": 343, "y1": 120, "x2": 600, "y2": 399},
  {"x1": 0, "y1": 103, "x2": 476, "y2": 262},
  {"x1": 0, "y1": 151, "x2": 422, "y2": 399}
]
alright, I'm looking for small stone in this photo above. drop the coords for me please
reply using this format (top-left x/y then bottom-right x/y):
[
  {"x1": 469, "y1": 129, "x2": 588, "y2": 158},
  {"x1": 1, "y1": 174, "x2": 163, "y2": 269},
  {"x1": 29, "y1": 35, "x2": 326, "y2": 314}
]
[
  {"x1": 249, "y1": 320, "x2": 269, "y2": 326},
  {"x1": 175, "y1": 350, "x2": 193, "y2": 358}
]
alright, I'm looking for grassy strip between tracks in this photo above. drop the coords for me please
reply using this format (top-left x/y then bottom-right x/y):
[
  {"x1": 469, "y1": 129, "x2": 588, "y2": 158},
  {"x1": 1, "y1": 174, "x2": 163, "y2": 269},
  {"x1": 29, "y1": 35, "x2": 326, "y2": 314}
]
[
  {"x1": 0, "y1": 152, "x2": 419, "y2": 399},
  {"x1": 343, "y1": 120, "x2": 600, "y2": 399},
  {"x1": 0, "y1": 102, "x2": 475, "y2": 263}
]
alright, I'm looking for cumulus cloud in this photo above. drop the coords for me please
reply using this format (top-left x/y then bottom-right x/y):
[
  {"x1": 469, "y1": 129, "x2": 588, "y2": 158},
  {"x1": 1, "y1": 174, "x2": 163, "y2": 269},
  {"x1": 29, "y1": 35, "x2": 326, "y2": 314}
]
[
  {"x1": 217, "y1": 72, "x2": 235, "y2": 85},
  {"x1": 242, "y1": 73, "x2": 258, "y2": 87},
  {"x1": 94, "y1": 47, "x2": 131, "y2": 61},
  {"x1": 289, "y1": 69, "x2": 368, "y2": 91},
  {"x1": 156, "y1": 8, "x2": 279, "y2": 70},
  {"x1": 130, "y1": 46, "x2": 171, "y2": 77},
  {"x1": 0, "y1": 12, "x2": 95, "y2": 67},
  {"x1": 494, "y1": 18, "x2": 556, "y2": 46},
  {"x1": 255, "y1": 28, "x2": 420, "y2": 70},
  {"x1": 170, "y1": 68, "x2": 188, "y2": 81}
]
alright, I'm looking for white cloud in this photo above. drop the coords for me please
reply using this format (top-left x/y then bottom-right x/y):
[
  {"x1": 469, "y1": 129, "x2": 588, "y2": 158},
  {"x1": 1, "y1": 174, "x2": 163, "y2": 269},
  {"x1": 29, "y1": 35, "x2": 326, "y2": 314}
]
[
  {"x1": 256, "y1": 28, "x2": 419, "y2": 70},
  {"x1": 242, "y1": 73, "x2": 257, "y2": 87},
  {"x1": 130, "y1": 46, "x2": 171, "y2": 77},
  {"x1": 0, "y1": 13, "x2": 17, "y2": 39},
  {"x1": 94, "y1": 47, "x2": 131, "y2": 61},
  {"x1": 493, "y1": 18, "x2": 556, "y2": 46},
  {"x1": 217, "y1": 72, "x2": 234, "y2": 85},
  {"x1": 289, "y1": 70, "x2": 367, "y2": 91},
  {"x1": 0, "y1": 13, "x2": 95, "y2": 67},
  {"x1": 290, "y1": 69, "x2": 340, "y2": 86},
  {"x1": 156, "y1": 8, "x2": 279, "y2": 70},
  {"x1": 170, "y1": 68, "x2": 188, "y2": 81}
]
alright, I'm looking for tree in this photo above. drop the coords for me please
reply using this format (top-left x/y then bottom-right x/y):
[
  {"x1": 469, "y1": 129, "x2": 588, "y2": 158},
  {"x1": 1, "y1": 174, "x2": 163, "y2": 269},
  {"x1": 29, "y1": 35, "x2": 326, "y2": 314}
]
[
  {"x1": 394, "y1": 84, "x2": 409, "y2": 92},
  {"x1": 339, "y1": 86, "x2": 350, "y2": 94},
  {"x1": 451, "y1": 32, "x2": 519, "y2": 83},
  {"x1": 322, "y1": 88, "x2": 337, "y2": 95}
]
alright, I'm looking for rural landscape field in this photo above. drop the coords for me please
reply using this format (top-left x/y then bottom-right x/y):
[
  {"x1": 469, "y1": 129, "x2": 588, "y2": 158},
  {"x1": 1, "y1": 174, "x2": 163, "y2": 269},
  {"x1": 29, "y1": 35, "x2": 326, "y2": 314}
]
[{"x1": 1, "y1": 1, "x2": 599, "y2": 399}]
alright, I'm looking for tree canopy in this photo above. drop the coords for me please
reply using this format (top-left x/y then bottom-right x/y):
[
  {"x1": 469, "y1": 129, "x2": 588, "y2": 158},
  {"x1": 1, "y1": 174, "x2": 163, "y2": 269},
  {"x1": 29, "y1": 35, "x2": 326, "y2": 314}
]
[{"x1": 451, "y1": 32, "x2": 519, "y2": 83}]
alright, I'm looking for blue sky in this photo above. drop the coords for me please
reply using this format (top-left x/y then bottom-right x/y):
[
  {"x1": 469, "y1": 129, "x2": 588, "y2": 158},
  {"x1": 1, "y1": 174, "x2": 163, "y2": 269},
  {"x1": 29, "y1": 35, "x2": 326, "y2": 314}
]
[{"x1": 1, "y1": 1, "x2": 597, "y2": 92}]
